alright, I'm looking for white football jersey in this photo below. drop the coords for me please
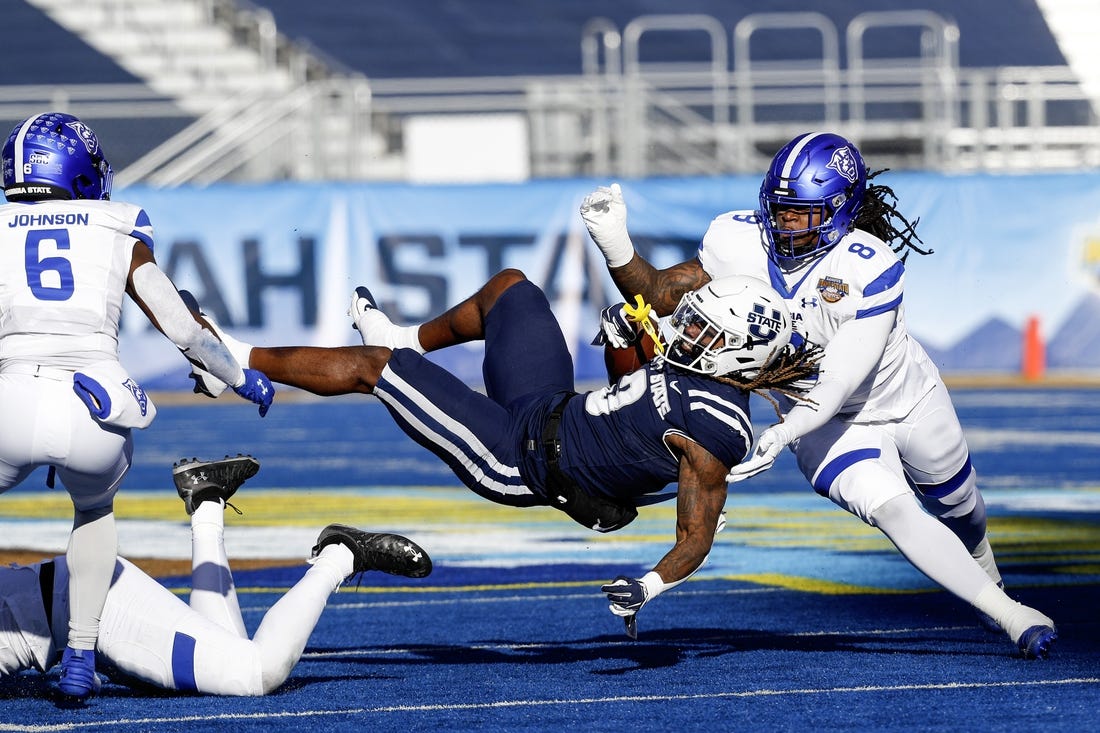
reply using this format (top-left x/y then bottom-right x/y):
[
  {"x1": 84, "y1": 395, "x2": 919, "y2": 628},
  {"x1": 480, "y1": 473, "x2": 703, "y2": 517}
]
[
  {"x1": 0, "y1": 199, "x2": 153, "y2": 369},
  {"x1": 697, "y1": 210, "x2": 939, "y2": 422}
]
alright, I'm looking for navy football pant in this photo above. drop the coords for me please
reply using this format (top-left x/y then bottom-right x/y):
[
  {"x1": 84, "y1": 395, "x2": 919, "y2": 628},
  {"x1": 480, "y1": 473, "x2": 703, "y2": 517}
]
[{"x1": 372, "y1": 280, "x2": 574, "y2": 506}]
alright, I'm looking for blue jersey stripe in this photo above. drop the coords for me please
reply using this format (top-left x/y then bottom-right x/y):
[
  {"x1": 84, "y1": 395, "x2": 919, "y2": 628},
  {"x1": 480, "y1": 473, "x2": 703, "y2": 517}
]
[
  {"x1": 856, "y1": 294, "x2": 902, "y2": 319},
  {"x1": 864, "y1": 261, "x2": 904, "y2": 296}
]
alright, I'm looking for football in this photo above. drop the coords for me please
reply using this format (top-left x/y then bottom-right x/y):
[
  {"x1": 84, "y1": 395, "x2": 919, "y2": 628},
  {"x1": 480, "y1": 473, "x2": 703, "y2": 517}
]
[{"x1": 603, "y1": 331, "x2": 657, "y2": 383}]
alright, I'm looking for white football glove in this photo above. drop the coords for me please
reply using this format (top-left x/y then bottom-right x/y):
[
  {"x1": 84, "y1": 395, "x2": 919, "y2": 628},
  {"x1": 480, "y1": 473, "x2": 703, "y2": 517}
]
[
  {"x1": 187, "y1": 361, "x2": 228, "y2": 398},
  {"x1": 579, "y1": 183, "x2": 635, "y2": 268},
  {"x1": 726, "y1": 424, "x2": 793, "y2": 483}
]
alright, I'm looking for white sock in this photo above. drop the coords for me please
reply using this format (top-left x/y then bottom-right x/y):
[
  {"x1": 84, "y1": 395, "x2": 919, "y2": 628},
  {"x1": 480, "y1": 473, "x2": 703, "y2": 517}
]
[
  {"x1": 66, "y1": 511, "x2": 118, "y2": 650},
  {"x1": 354, "y1": 307, "x2": 424, "y2": 353},
  {"x1": 392, "y1": 325, "x2": 425, "y2": 353},
  {"x1": 973, "y1": 582, "x2": 1054, "y2": 642},
  {"x1": 970, "y1": 536, "x2": 1003, "y2": 586},
  {"x1": 870, "y1": 494, "x2": 993, "y2": 604},
  {"x1": 188, "y1": 500, "x2": 247, "y2": 637},
  {"x1": 251, "y1": 544, "x2": 352, "y2": 693}
]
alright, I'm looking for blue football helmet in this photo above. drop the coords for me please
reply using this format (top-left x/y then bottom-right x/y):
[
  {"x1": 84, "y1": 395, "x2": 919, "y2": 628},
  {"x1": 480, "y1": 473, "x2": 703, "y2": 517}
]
[
  {"x1": 2, "y1": 112, "x2": 113, "y2": 202},
  {"x1": 758, "y1": 132, "x2": 866, "y2": 264}
]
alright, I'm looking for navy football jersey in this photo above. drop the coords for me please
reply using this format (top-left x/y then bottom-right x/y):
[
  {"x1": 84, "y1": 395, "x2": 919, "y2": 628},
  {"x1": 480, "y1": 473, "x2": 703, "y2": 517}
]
[{"x1": 555, "y1": 361, "x2": 753, "y2": 504}]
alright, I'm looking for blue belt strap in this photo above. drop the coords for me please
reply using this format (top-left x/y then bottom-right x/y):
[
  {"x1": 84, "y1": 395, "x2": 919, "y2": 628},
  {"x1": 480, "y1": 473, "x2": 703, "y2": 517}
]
[{"x1": 171, "y1": 632, "x2": 198, "y2": 691}]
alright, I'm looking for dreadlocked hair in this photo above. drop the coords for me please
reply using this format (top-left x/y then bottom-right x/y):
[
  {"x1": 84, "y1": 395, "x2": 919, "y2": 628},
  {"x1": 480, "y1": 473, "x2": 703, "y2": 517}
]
[
  {"x1": 714, "y1": 341, "x2": 824, "y2": 420},
  {"x1": 853, "y1": 169, "x2": 932, "y2": 261}
]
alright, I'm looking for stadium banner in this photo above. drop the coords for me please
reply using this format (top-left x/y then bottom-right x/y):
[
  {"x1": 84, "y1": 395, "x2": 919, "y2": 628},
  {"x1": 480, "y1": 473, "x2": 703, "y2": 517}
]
[{"x1": 116, "y1": 173, "x2": 1100, "y2": 390}]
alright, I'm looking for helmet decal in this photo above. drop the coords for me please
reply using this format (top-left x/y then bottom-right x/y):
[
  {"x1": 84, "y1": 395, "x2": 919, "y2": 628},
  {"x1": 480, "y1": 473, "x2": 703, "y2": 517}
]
[
  {"x1": 747, "y1": 303, "x2": 786, "y2": 342},
  {"x1": 827, "y1": 146, "x2": 859, "y2": 183},
  {"x1": 65, "y1": 120, "x2": 101, "y2": 156}
]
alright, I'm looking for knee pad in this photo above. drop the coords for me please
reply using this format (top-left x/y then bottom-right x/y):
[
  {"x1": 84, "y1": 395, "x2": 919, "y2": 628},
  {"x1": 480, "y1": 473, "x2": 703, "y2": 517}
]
[
  {"x1": 914, "y1": 460, "x2": 988, "y2": 552},
  {"x1": 913, "y1": 457, "x2": 980, "y2": 520}
]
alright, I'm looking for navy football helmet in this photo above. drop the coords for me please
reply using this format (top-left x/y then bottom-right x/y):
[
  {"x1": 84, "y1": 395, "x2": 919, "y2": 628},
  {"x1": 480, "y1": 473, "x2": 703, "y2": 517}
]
[
  {"x1": 2, "y1": 112, "x2": 113, "y2": 202},
  {"x1": 758, "y1": 132, "x2": 866, "y2": 265}
]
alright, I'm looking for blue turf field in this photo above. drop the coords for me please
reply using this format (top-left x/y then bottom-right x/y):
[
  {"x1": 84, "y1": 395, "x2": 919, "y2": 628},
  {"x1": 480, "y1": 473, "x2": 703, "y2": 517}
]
[{"x1": 0, "y1": 387, "x2": 1098, "y2": 730}]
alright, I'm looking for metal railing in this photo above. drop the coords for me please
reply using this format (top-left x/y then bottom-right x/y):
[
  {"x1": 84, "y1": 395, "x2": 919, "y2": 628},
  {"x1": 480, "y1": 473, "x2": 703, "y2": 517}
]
[{"x1": 2, "y1": 9, "x2": 1097, "y2": 185}]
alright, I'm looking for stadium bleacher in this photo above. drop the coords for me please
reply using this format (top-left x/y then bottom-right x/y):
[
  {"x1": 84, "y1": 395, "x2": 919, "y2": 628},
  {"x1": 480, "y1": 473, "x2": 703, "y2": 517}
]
[
  {"x1": 4, "y1": 0, "x2": 1066, "y2": 85},
  {"x1": 4, "y1": 1, "x2": 138, "y2": 84},
  {"x1": 249, "y1": 0, "x2": 1066, "y2": 78},
  {"x1": 0, "y1": 0, "x2": 1087, "y2": 177}
]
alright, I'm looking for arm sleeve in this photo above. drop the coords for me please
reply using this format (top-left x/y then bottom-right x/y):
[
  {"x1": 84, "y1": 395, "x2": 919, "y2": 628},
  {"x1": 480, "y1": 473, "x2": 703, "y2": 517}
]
[
  {"x1": 130, "y1": 263, "x2": 246, "y2": 388},
  {"x1": 779, "y1": 310, "x2": 895, "y2": 440}
]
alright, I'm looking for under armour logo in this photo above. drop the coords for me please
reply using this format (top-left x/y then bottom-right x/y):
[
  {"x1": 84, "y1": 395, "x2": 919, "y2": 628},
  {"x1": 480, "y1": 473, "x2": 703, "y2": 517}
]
[{"x1": 801, "y1": 297, "x2": 819, "y2": 309}]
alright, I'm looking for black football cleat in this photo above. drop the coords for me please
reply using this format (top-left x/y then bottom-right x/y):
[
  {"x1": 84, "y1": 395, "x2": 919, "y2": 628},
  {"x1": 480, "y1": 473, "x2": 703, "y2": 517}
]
[
  {"x1": 311, "y1": 524, "x2": 432, "y2": 578},
  {"x1": 172, "y1": 454, "x2": 259, "y2": 515}
]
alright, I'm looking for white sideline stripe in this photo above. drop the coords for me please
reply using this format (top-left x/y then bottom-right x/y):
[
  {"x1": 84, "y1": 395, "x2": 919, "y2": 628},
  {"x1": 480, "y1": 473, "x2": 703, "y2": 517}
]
[{"x1": 3, "y1": 678, "x2": 1097, "y2": 730}]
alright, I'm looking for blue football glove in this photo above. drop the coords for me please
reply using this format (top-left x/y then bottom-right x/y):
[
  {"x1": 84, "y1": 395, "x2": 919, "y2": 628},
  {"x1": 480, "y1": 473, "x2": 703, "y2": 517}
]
[
  {"x1": 601, "y1": 575, "x2": 650, "y2": 617},
  {"x1": 233, "y1": 368, "x2": 274, "y2": 417}
]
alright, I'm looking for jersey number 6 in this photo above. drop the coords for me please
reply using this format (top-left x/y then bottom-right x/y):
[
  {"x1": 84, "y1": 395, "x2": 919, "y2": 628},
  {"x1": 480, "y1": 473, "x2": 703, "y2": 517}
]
[{"x1": 25, "y1": 228, "x2": 75, "y2": 301}]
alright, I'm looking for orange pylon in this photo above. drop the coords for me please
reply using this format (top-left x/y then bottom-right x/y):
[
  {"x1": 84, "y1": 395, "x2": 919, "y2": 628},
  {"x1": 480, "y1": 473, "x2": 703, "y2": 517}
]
[{"x1": 1022, "y1": 315, "x2": 1045, "y2": 381}]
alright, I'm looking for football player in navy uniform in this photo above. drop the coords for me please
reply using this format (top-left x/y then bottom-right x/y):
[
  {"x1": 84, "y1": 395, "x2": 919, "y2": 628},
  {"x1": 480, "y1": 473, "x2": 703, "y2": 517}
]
[
  {"x1": 189, "y1": 269, "x2": 817, "y2": 638},
  {"x1": 0, "y1": 113, "x2": 274, "y2": 699},
  {"x1": 576, "y1": 131, "x2": 1057, "y2": 659}
]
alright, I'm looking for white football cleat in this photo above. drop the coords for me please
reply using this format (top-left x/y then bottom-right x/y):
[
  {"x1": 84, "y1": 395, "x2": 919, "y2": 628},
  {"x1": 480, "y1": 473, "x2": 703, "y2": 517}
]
[{"x1": 349, "y1": 286, "x2": 396, "y2": 347}]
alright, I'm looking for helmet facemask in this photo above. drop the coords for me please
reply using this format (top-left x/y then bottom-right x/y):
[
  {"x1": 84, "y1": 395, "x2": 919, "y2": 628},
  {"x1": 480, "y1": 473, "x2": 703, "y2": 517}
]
[
  {"x1": 761, "y1": 200, "x2": 837, "y2": 262},
  {"x1": 663, "y1": 297, "x2": 742, "y2": 375}
]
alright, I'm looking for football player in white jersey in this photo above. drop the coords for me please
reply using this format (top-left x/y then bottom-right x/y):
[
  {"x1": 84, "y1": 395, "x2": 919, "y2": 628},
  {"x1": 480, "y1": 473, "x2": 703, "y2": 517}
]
[
  {"x1": 578, "y1": 131, "x2": 1057, "y2": 659},
  {"x1": 0, "y1": 455, "x2": 431, "y2": 696},
  {"x1": 0, "y1": 112, "x2": 276, "y2": 699}
]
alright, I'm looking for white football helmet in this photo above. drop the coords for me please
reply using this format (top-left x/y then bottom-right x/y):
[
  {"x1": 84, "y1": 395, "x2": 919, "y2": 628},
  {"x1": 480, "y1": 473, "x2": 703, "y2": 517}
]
[{"x1": 661, "y1": 275, "x2": 792, "y2": 378}]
